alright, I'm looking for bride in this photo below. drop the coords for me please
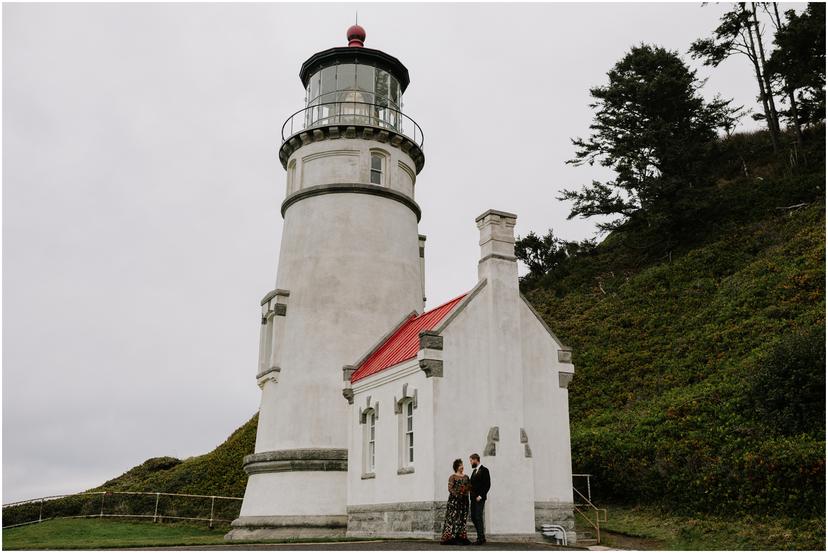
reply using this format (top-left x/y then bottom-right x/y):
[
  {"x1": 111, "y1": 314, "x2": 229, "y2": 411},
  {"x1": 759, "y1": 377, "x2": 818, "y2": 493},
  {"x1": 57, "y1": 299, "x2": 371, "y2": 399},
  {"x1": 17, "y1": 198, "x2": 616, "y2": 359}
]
[{"x1": 440, "y1": 458, "x2": 472, "y2": 545}]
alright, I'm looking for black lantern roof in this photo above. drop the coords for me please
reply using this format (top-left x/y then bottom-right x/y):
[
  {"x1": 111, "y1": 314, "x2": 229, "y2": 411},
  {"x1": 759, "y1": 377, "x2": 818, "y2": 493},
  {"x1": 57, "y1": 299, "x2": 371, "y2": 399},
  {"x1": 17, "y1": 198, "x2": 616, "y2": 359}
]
[{"x1": 299, "y1": 47, "x2": 411, "y2": 93}]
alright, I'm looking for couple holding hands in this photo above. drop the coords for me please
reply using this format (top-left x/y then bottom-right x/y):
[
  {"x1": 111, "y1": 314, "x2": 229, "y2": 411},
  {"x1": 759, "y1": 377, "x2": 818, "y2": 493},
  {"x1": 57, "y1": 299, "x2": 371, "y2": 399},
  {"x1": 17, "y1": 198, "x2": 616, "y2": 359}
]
[{"x1": 440, "y1": 453, "x2": 491, "y2": 546}]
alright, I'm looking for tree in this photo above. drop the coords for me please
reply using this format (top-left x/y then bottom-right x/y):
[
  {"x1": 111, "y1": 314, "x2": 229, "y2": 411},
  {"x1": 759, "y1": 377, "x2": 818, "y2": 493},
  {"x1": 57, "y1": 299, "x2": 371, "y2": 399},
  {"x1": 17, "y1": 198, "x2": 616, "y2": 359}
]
[
  {"x1": 766, "y1": 3, "x2": 826, "y2": 139},
  {"x1": 691, "y1": 3, "x2": 782, "y2": 151},
  {"x1": 515, "y1": 229, "x2": 594, "y2": 282},
  {"x1": 560, "y1": 44, "x2": 738, "y2": 238}
]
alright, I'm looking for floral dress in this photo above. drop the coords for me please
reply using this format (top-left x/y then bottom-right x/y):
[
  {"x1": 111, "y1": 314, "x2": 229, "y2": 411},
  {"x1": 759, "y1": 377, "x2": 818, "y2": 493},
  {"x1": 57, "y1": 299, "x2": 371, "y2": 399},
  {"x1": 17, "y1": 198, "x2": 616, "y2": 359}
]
[{"x1": 440, "y1": 474, "x2": 471, "y2": 544}]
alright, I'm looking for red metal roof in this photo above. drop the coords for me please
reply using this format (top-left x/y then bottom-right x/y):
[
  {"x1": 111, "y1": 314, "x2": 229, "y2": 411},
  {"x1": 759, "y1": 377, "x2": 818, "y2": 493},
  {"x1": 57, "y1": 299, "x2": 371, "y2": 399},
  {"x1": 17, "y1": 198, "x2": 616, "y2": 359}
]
[{"x1": 350, "y1": 293, "x2": 467, "y2": 383}]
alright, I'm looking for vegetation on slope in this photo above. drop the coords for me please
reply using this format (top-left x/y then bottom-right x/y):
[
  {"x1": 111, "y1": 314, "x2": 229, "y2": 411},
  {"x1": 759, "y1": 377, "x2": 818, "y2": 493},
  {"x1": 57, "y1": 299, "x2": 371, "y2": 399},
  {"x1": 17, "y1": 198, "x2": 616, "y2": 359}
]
[
  {"x1": 521, "y1": 127, "x2": 825, "y2": 521},
  {"x1": 91, "y1": 414, "x2": 257, "y2": 497}
]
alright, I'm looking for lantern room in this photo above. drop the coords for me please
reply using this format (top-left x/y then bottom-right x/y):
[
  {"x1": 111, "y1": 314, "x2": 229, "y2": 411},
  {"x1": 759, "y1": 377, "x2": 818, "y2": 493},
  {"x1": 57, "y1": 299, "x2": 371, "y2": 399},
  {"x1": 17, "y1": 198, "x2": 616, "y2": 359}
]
[{"x1": 278, "y1": 25, "x2": 425, "y2": 173}]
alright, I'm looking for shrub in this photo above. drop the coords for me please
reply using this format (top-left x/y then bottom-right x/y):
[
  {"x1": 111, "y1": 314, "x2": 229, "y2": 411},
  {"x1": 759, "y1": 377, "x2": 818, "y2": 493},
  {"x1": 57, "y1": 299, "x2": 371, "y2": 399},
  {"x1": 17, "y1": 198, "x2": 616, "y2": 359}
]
[{"x1": 748, "y1": 326, "x2": 826, "y2": 437}]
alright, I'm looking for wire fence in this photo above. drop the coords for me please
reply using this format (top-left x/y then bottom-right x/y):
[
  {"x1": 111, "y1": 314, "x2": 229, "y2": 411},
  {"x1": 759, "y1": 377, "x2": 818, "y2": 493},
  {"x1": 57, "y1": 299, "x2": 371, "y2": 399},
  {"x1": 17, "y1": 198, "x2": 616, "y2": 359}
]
[{"x1": 2, "y1": 491, "x2": 243, "y2": 529}]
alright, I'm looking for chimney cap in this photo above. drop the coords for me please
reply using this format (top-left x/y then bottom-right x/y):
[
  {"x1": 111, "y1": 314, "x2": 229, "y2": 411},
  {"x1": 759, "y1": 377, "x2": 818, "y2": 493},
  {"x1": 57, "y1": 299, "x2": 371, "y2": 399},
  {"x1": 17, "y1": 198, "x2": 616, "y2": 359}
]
[{"x1": 475, "y1": 209, "x2": 517, "y2": 223}]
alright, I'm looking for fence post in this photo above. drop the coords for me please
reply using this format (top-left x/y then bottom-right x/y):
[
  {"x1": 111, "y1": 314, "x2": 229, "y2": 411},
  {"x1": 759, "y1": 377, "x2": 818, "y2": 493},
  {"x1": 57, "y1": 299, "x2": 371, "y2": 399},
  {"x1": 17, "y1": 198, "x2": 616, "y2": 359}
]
[
  {"x1": 209, "y1": 496, "x2": 215, "y2": 528},
  {"x1": 39, "y1": 498, "x2": 44, "y2": 523},
  {"x1": 99, "y1": 492, "x2": 105, "y2": 518},
  {"x1": 153, "y1": 493, "x2": 160, "y2": 523},
  {"x1": 586, "y1": 475, "x2": 592, "y2": 503}
]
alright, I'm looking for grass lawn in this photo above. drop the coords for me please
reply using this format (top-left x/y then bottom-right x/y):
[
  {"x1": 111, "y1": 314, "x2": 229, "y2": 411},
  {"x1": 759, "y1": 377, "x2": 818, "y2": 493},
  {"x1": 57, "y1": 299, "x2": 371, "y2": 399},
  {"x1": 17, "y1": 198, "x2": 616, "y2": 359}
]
[
  {"x1": 600, "y1": 504, "x2": 826, "y2": 550},
  {"x1": 2, "y1": 518, "x2": 230, "y2": 550},
  {"x1": 1, "y1": 518, "x2": 396, "y2": 550}
]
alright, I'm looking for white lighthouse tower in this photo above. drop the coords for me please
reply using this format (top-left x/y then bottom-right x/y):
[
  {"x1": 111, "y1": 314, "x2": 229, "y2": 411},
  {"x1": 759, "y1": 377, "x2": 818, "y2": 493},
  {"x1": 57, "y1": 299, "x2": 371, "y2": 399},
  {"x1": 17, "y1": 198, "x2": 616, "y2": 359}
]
[{"x1": 228, "y1": 25, "x2": 427, "y2": 540}]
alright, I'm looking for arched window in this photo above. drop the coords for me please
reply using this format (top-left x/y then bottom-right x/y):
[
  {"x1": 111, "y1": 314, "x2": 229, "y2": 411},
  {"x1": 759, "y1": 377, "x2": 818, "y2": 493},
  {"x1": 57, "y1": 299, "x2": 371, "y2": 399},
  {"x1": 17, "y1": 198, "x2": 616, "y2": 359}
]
[
  {"x1": 404, "y1": 401, "x2": 414, "y2": 464},
  {"x1": 394, "y1": 383, "x2": 417, "y2": 474},
  {"x1": 360, "y1": 402, "x2": 379, "y2": 477},
  {"x1": 367, "y1": 410, "x2": 377, "y2": 473},
  {"x1": 370, "y1": 153, "x2": 384, "y2": 185}
]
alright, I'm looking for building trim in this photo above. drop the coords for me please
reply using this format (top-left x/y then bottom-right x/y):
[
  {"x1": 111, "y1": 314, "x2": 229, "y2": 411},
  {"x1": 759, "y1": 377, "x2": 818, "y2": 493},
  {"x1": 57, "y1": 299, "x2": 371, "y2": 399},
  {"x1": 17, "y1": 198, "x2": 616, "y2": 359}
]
[
  {"x1": 350, "y1": 310, "x2": 419, "y2": 375},
  {"x1": 478, "y1": 253, "x2": 517, "y2": 263},
  {"x1": 281, "y1": 183, "x2": 421, "y2": 222},
  {"x1": 226, "y1": 515, "x2": 347, "y2": 541},
  {"x1": 231, "y1": 514, "x2": 348, "y2": 529},
  {"x1": 519, "y1": 293, "x2": 571, "y2": 350},
  {"x1": 432, "y1": 279, "x2": 488, "y2": 335},
  {"x1": 243, "y1": 448, "x2": 347, "y2": 475},
  {"x1": 352, "y1": 360, "x2": 420, "y2": 394},
  {"x1": 260, "y1": 288, "x2": 290, "y2": 307},
  {"x1": 475, "y1": 209, "x2": 518, "y2": 222},
  {"x1": 255, "y1": 366, "x2": 280, "y2": 381},
  {"x1": 279, "y1": 127, "x2": 425, "y2": 174}
]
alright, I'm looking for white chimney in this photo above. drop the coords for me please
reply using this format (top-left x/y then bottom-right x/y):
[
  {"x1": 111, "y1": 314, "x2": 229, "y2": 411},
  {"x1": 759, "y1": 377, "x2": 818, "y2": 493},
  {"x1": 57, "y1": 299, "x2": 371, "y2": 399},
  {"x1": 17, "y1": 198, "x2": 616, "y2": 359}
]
[{"x1": 476, "y1": 209, "x2": 518, "y2": 287}]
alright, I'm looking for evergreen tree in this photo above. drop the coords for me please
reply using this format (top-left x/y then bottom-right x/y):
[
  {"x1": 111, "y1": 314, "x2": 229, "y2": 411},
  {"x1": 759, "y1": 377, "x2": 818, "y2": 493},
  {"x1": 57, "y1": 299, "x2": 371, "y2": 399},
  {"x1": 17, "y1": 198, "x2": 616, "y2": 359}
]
[
  {"x1": 560, "y1": 44, "x2": 738, "y2": 240},
  {"x1": 515, "y1": 229, "x2": 594, "y2": 280},
  {"x1": 766, "y1": 3, "x2": 826, "y2": 134},
  {"x1": 691, "y1": 3, "x2": 782, "y2": 151}
]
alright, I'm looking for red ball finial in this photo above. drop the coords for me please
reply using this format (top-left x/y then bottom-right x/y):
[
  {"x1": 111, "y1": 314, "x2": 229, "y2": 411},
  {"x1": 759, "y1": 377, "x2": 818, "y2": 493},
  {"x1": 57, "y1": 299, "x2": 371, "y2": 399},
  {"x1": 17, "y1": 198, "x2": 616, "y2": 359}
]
[{"x1": 347, "y1": 24, "x2": 366, "y2": 48}]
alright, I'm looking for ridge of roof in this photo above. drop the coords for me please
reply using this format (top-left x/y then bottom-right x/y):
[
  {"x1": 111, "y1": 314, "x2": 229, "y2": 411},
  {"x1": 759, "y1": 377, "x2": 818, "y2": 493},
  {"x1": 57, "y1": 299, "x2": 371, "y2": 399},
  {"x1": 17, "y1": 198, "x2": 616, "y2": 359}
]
[
  {"x1": 519, "y1": 293, "x2": 569, "y2": 349},
  {"x1": 350, "y1": 293, "x2": 468, "y2": 384},
  {"x1": 432, "y1": 279, "x2": 487, "y2": 335},
  {"x1": 351, "y1": 309, "x2": 419, "y2": 373}
]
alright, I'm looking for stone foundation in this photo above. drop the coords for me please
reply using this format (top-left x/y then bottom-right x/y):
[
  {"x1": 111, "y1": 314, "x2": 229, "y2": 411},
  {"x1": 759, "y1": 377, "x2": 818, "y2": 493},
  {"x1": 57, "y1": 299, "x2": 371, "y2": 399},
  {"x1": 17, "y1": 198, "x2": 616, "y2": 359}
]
[
  {"x1": 534, "y1": 501, "x2": 576, "y2": 544},
  {"x1": 347, "y1": 501, "x2": 549, "y2": 543},
  {"x1": 225, "y1": 515, "x2": 347, "y2": 541},
  {"x1": 346, "y1": 501, "x2": 445, "y2": 538}
]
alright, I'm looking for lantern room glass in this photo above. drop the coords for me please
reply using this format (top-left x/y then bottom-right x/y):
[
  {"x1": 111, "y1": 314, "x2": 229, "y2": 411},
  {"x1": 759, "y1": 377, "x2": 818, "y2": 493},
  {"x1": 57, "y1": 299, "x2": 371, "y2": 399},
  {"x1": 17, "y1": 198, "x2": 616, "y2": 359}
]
[{"x1": 304, "y1": 64, "x2": 402, "y2": 131}]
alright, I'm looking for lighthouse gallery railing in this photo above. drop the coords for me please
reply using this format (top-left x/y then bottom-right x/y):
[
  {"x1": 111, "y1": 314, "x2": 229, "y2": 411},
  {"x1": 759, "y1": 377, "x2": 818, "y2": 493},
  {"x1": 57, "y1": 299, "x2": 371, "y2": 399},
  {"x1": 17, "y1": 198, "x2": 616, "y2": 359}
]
[{"x1": 281, "y1": 101, "x2": 424, "y2": 149}]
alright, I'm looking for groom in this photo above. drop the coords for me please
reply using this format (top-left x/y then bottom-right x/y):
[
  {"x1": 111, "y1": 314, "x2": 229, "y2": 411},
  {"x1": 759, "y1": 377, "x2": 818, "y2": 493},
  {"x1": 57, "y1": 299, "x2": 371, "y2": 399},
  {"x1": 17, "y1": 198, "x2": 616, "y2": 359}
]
[{"x1": 468, "y1": 453, "x2": 491, "y2": 545}]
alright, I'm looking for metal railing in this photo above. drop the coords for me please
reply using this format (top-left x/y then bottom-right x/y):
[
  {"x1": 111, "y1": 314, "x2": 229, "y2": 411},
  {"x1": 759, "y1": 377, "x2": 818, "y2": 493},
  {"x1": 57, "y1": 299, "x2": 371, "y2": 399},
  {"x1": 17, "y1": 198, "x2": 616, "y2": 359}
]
[
  {"x1": 572, "y1": 485, "x2": 607, "y2": 545},
  {"x1": 572, "y1": 473, "x2": 593, "y2": 503},
  {"x1": 281, "y1": 101, "x2": 424, "y2": 148},
  {"x1": 2, "y1": 491, "x2": 243, "y2": 529}
]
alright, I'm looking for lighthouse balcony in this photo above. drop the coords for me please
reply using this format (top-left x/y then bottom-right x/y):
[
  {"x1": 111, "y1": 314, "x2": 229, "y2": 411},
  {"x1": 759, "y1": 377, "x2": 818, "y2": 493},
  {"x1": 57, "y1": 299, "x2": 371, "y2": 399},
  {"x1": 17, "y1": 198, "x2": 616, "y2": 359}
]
[{"x1": 279, "y1": 101, "x2": 425, "y2": 174}]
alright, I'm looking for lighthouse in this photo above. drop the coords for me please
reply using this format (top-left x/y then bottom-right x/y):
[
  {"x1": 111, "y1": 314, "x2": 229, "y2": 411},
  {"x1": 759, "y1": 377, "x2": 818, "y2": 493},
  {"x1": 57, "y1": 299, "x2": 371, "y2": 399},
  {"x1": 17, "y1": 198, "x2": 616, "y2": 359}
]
[
  {"x1": 228, "y1": 25, "x2": 427, "y2": 540},
  {"x1": 230, "y1": 24, "x2": 579, "y2": 544}
]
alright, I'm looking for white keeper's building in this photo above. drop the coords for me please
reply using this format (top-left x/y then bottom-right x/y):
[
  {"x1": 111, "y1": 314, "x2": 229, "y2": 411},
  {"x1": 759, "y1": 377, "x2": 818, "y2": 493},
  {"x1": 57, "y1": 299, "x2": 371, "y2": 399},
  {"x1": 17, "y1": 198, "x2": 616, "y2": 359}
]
[{"x1": 227, "y1": 25, "x2": 577, "y2": 543}]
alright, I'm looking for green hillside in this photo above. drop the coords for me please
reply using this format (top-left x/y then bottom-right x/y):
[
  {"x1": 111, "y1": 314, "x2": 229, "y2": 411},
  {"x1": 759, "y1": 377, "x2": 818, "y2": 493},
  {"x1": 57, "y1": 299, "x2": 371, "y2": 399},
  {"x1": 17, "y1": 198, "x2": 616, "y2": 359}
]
[
  {"x1": 90, "y1": 414, "x2": 257, "y2": 497},
  {"x1": 522, "y1": 127, "x2": 825, "y2": 520}
]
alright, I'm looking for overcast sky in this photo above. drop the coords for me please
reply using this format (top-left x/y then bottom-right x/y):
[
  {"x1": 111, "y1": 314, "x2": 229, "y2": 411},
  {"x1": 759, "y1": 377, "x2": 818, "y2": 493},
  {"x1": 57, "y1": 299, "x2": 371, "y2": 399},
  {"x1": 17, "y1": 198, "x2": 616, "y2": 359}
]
[{"x1": 3, "y1": 2, "x2": 787, "y2": 503}]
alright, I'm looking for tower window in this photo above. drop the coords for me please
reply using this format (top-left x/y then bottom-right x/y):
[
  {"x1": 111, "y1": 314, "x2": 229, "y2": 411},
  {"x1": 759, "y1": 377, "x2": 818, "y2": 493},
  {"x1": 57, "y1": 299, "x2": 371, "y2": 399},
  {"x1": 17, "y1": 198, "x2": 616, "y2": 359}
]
[
  {"x1": 287, "y1": 160, "x2": 296, "y2": 194},
  {"x1": 370, "y1": 154, "x2": 384, "y2": 185}
]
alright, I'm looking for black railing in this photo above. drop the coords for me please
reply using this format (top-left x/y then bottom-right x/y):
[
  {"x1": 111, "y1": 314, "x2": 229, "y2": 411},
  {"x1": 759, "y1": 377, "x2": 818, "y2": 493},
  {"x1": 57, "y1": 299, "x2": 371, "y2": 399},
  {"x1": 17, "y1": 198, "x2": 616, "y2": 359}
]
[{"x1": 281, "y1": 101, "x2": 424, "y2": 149}]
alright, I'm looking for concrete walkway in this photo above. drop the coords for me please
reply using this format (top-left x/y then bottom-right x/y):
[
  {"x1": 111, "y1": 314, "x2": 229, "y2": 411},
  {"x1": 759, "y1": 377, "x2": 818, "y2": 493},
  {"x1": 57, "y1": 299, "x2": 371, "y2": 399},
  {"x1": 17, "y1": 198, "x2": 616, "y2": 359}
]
[{"x1": 128, "y1": 540, "x2": 589, "y2": 551}]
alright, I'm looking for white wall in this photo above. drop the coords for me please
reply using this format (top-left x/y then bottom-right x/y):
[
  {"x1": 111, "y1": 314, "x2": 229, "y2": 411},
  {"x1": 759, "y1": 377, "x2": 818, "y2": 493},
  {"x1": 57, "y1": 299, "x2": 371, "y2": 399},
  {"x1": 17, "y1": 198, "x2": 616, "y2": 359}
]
[
  {"x1": 288, "y1": 138, "x2": 417, "y2": 198},
  {"x1": 519, "y1": 301, "x2": 575, "y2": 504},
  {"x1": 348, "y1": 362, "x2": 435, "y2": 506},
  {"x1": 254, "y1": 193, "x2": 422, "y2": 452},
  {"x1": 240, "y1": 471, "x2": 347, "y2": 517},
  {"x1": 241, "y1": 135, "x2": 424, "y2": 520},
  {"x1": 435, "y1": 280, "x2": 536, "y2": 536}
]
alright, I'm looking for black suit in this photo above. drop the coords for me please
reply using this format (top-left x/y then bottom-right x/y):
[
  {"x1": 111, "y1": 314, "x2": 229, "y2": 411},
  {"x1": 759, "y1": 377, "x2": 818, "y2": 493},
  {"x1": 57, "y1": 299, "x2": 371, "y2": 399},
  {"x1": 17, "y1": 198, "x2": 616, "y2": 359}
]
[{"x1": 469, "y1": 465, "x2": 490, "y2": 542}]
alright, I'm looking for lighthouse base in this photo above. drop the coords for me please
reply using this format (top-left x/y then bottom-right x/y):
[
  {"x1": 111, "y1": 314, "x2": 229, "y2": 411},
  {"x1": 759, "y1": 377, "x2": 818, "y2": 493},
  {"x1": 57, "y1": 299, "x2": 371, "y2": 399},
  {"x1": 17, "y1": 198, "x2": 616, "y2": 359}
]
[
  {"x1": 227, "y1": 457, "x2": 348, "y2": 542},
  {"x1": 225, "y1": 515, "x2": 347, "y2": 541}
]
